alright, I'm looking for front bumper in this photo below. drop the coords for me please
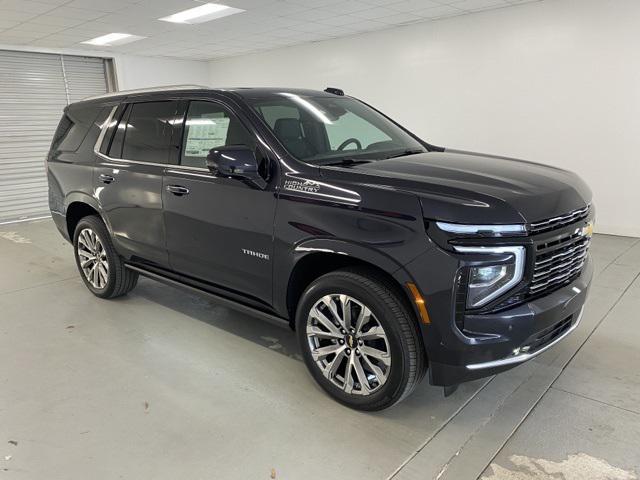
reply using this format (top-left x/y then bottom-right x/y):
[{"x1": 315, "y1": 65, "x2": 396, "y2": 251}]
[{"x1": 403, "y1": 247, "x2": 593, "y2": 386}]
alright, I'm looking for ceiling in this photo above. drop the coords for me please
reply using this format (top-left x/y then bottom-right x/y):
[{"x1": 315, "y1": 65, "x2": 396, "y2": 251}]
[{"x1": 0, "y1": 0, "x2": 540, "y2": 60}]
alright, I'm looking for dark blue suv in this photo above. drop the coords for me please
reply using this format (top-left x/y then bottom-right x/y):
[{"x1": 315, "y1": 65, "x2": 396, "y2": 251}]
[{"x1": 48, "y1": 86, "x2": 593, "y2": 410}]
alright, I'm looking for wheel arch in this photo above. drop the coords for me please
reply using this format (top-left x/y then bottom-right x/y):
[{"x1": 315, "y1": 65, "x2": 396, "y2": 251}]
[
  {"x1": 64, "y1": 193, "x2": 107, "y2": 240},
  {"x1": 283, "y1": 239, "x2": 420, "y2": 331}
]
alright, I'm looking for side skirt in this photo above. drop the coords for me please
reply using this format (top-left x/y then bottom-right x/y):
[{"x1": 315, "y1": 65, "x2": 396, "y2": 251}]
[{"x1": 125, "y1": 263, "x2": 290, "y2": 329}]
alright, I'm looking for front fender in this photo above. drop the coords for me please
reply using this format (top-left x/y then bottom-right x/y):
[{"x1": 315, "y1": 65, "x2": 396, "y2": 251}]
[
  {"x1": 273, "y1": 236, "x2": 426, "y2": 325},
  {"x1": 293, "y1": 237, "x2": 405, "y2": 274}
]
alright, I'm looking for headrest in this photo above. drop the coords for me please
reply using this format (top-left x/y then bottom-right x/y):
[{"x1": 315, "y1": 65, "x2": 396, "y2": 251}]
[{"x1": 274, "y1": 118, "x2": 303, "y2": 140}]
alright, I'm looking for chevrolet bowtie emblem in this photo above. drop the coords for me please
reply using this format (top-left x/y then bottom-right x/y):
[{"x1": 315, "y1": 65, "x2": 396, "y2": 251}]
[{"x1": 582, "y1": 221, "x2": 594, "y2": 238}]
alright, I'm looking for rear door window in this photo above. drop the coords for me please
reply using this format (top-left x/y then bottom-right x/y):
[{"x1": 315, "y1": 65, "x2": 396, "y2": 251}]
[{"x1": 116, "y1": 101, "x2": 179, "y2": 163}]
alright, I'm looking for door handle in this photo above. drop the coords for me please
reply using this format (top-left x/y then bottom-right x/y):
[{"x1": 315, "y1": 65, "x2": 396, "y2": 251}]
[
  {"x1": 166, "y1": 185, "x2": 190, "y2": 196},
  {"x1": 99, "y1": 174, "x2": 115, "y2": 184}
]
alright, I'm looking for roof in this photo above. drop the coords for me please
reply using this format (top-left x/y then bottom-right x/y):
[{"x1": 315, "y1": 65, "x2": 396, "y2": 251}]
[
  {"x1": 81, "y1": 84, "x2": 211, "y2": 102},
  {"x1": 80, "y1": 85, "x2": 342, "y2": 103}
]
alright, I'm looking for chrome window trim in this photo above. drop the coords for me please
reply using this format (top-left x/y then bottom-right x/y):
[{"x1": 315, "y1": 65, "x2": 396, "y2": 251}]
[
  {"x1": 95, "y1": 152, "x2": 166, "y2": 168},
  {"x1": 167, "y1": 165, "x2": 209, "y2": 172},
  {"x1": 93, "y1": 106, "x2": 118, "y2": 154},
  {"x1": 466, "y1": 306, "x2": 584, "y2": 370},
  {"x1": 436, "y1": 222, "x2": 526, "y2": 236},
  {"x1": 95, "y1": 152, "x2": 211, "y2": 173},
  {"x1": 454, "y1": 245, "x2": 525, "y2": 308},
  {"x1": 92, "y1": 98, "x2": 254, "y2": 175}
]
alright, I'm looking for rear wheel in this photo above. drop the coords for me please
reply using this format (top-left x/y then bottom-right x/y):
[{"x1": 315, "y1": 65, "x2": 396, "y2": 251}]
[
  {"x1": 296, "y1": 268, "x2": 426, "y2": 411},
  {"x1": 73, "y1": 216, "x2": 138, "y2": 298}
]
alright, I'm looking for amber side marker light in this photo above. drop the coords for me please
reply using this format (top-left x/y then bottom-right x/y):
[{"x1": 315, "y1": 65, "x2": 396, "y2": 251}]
[{"x1": 406, "y1": 283, "x2": 431, "y2": 324}]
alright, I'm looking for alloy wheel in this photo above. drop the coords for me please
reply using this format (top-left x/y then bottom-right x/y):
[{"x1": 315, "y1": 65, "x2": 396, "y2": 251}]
[
  {"x1": 306, "y1": 294, "x2": 391, "y2": 395},
  {"x1": 77, "y1": 227, "x2": 109, "y2": 289}
]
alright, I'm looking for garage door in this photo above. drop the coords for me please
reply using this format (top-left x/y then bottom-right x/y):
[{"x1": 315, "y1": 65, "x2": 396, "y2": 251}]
[{"x1": 0, "y1": 50, "x2": 112, "y2": 224}]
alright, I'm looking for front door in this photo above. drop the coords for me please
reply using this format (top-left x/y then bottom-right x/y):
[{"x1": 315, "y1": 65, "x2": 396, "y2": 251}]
[{"x1": 163, "y1": 100, "x2": 277, "y2": 306}]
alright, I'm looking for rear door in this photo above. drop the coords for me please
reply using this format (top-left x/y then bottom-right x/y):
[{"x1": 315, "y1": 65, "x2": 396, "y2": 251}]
[
  {"x1": 95, "y1": 100, "x2": 180, "y2": 268},
  {"x1": 163, "y1": 98, "x2": 278, "y2": 306}
]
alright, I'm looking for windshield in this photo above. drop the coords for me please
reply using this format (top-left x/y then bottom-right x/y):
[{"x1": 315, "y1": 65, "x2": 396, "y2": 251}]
[{"x1": 246, "y1": 94, "x2": 425, "y2": 165}]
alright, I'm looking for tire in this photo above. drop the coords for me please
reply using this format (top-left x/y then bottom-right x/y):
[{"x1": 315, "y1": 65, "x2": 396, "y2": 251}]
[
  {"x1": 73, "y1": 215, "x2": 138, "y2": 299},
  {"x1": 296, "y1": 267, "x2": 426, "y2": 411}
]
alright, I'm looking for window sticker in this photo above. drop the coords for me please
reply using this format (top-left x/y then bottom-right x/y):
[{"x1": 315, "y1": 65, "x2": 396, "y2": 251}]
[{"x1": 184, "y1": 115, "x2": 230, "y2": 157}]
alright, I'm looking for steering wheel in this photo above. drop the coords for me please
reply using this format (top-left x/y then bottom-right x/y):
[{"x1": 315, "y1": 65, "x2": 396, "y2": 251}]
[{"x1": 337, "y1": 138, "x2": 362, "y2": 151}]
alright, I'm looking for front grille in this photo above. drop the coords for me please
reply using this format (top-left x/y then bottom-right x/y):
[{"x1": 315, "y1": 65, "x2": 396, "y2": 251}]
[
  {"x1": 529, "y1": 233, "x2": 590, "y2": 296},
  {"x1": 529, "y1": 205, "x2": 590, "y2": 235},
  {"x1": 523, "y1": 314, "x2": 573, "y2": 352}
]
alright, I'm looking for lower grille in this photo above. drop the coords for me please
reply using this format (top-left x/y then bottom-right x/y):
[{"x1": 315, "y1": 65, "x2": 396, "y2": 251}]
[
  {"x1": 529, "y1": 233, "x2": 590, "y2": 296},
  {"x1": 524, "y1": 315, "x2": 573, "y2": 352}
]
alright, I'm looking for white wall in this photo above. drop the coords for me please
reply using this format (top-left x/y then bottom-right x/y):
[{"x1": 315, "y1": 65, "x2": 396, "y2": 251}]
[
  {"x1": 114, "y1": 54, "x2": 209, "y2": 90},
  {"x1": 208, "y1": 0, "x2": 640, "y2": 237}
]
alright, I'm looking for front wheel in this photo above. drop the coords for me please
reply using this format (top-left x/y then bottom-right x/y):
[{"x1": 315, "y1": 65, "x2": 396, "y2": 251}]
[
  {"x1": 296, "y1": 268, "x2": 426, "y2": 411},
  {"x1": 73, "y1": 215, "x2": 138, "y2": 299}
]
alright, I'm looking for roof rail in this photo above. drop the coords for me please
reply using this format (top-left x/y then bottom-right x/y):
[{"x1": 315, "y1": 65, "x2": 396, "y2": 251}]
[{"x1": 81, "y1": 84, "x2": 211, "y2": 102}]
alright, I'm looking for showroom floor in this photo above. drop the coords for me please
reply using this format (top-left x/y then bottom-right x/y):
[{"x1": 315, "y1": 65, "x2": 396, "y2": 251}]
[{"x1": 0, "y1": 219, "x2": 638, "y2": 480}]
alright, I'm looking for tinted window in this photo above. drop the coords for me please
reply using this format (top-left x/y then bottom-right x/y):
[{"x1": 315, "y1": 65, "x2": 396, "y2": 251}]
[
  {"x1": 121, "y1": 101, "x2": 178, "y2": 163},
  {"x1": 180, "y1": 101, "x2": 255, "y2": 168},
  {"x1": 257, "y1": 104, "x2": 300, "y2": 129},
  {"x1": 50, "y1": 114, "x2": 73, "y2": 152},
  {"x1": 248, "y1": 94, "x2": 424, "y2": 165},
  {"x1": 325, "y1": 111, "x2": 392, "y2": 150},
  {"x1": 99, "y1": 105, "x2": 123, "y2": 155},
  {"x1": 107, "y1": 104, "x2": 130, "y2": 159},
  {"x1": 54, "y1": 105, "x2": 105, "y2": 152}
]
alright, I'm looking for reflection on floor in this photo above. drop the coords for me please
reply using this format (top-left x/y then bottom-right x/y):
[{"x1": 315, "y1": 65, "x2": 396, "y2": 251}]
[{"x1": 0, "y1": 219, "x2": 638, "y2": 479}]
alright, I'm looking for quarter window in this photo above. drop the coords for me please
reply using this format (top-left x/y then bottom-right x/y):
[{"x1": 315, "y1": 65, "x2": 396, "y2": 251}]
[
  {"x1": 180, "y1": 101, "x2": 255, "y2": 168},
  {"x1": 55, "y1": 106, "x2": 107, "y2": 153}
]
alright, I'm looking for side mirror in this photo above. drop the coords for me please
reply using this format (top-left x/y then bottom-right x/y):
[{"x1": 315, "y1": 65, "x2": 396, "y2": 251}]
[{"x1": 206, "y1": 145, "x2": 267, "y2": 189}]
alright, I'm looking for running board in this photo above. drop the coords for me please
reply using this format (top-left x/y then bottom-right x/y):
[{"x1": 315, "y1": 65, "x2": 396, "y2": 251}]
[{"x1": 125, "y1": 263, "x2": 290, "y2": 329}]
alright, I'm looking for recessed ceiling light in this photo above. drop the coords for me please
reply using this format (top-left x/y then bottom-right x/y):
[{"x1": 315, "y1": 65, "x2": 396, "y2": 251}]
[
  {"x1": 159, "y1": 3, "x2": 245, "y2": 24},
  {"x1": 81, "y1": 33, "x2": 145, "y2": 46}
]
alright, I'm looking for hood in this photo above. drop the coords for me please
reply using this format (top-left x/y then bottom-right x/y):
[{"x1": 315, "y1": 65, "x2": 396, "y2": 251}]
[{"x1": 344, "y1": 150, "x2": 592, "y2": 224}]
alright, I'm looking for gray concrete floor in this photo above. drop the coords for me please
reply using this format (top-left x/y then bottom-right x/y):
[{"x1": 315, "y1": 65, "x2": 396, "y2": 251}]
[{"x1": 0, "y1": 219, "x2": 638, "y2": 480}]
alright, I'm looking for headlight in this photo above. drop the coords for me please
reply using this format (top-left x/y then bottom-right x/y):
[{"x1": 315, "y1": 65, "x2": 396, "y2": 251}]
[
  {"x1": 455, "y1": 246, "x2": 525, "y2": 308},
  {"x1": 436, "y1": 222, "x2": 526, "y2": 236}
]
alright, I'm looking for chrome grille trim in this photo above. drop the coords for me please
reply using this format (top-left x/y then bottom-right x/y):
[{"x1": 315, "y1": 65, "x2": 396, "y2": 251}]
[
  {"x1": 529, "y1": 205, "x2": 590, "y2": 234},
  {"x1": 533, "y1": 251, "x2": 588, "y2": 280},
  {"x1": 529, "y1": 236, "x2": 590, "y2": 295},
  {"x1": 535, "y1": 242, "x2": 589, "y2": 268}
]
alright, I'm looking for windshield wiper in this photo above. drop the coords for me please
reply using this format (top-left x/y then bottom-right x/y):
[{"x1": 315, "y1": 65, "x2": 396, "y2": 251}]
[
  {"x1": 321, "y1": 158, "x2": 373, "y2": 167},
  {"x1": 385, "y1": 148, "x2": 425, "y2": 159}
]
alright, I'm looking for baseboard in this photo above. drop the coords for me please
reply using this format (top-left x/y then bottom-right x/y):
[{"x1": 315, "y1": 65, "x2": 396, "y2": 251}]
[{"x1": 594, "y1": 224, "x2": 640, "y2": 239}]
